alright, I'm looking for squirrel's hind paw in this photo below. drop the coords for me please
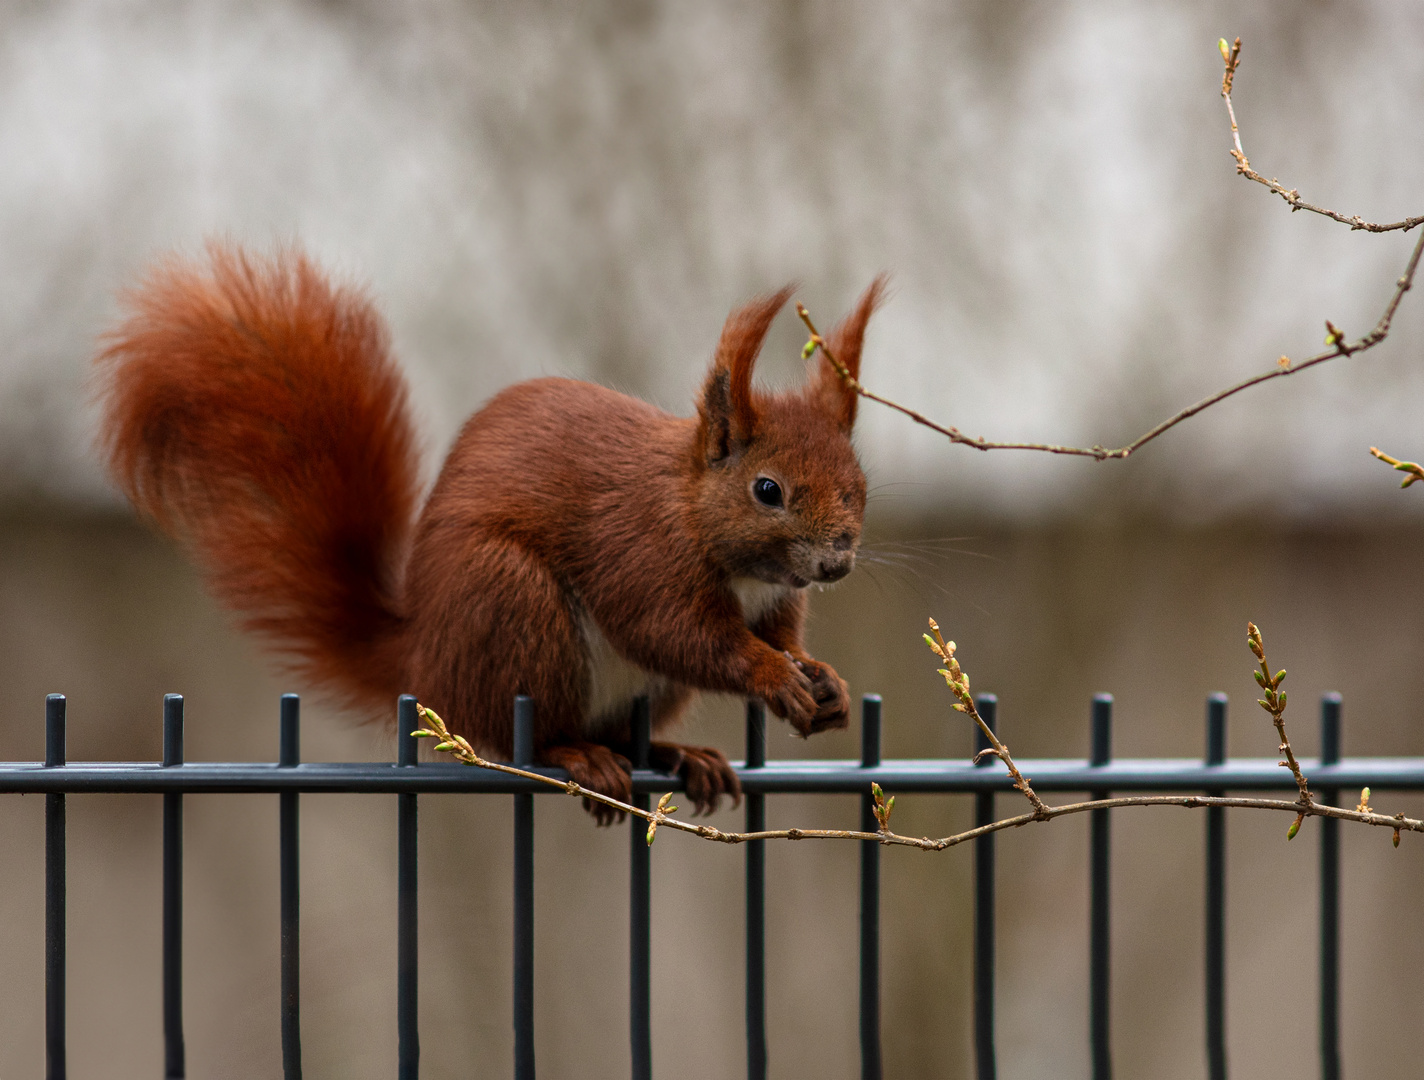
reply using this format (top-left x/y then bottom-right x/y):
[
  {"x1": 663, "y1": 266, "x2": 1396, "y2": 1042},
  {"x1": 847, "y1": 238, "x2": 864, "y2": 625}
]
[
  {"x1": 650, "y1": 742, "x2": 742, "y2": 816},
  {"x1": 541, "y1": 742, "x2": 634, "y2": 826}
]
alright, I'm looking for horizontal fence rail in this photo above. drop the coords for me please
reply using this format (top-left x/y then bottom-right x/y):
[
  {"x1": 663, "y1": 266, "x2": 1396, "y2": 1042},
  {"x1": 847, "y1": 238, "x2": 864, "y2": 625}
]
[
  {"x1": 4, "y1": 758, "x2": 1423, "y2": 794},
  {"x1": 3, "y1": 691, "x2": 1418, "y2": 1079}
]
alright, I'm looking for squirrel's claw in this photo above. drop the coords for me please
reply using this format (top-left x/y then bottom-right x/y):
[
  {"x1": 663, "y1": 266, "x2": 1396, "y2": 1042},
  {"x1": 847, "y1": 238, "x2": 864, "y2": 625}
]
[
  {"x1": 803, "y1": 659, "x2": 851, "y2": 732},
  {"x1": 541, "y1": 743, "x2": 634, "y2": 826},
  {"x1": 651, "y1": 742, "x2": 742, "y2": 816}
]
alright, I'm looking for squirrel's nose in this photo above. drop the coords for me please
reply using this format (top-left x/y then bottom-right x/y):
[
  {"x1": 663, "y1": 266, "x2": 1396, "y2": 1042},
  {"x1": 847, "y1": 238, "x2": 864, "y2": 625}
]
[{"x1": 816, "y1": 554, "x2": 854, "y2": 582}]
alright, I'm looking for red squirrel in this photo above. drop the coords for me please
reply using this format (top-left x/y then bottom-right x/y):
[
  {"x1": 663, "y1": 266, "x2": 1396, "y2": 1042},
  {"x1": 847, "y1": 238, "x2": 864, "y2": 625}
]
[{"x1": 95, "y1": 243, "x2": 882, "y2": 819}]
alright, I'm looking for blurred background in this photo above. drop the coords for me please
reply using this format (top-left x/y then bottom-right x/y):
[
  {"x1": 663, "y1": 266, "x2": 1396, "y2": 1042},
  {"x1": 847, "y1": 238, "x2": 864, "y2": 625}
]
[{"x1": 2, "y1": 1, "x2": 1423, "y2": 1077}]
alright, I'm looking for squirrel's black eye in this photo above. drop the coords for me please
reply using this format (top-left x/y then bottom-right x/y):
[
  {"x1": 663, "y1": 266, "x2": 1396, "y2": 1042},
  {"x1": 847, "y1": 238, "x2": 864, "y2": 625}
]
[{"x1": 752, "y1": 476, "x2": 784, "y2": 508}]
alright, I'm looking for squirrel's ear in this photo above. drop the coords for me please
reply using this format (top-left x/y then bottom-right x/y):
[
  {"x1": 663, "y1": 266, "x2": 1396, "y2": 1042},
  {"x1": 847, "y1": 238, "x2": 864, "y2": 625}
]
[
  {"x1": 812, "y1": 275, "x2": 887, "y2": 431},
  {"x1": 697, "y1": 286, "x2": 794, "y2": 464}
]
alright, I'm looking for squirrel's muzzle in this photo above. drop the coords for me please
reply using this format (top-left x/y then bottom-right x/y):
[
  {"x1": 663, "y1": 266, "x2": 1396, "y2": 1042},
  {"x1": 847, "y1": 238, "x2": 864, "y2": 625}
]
[{"x1": 814, "y1": 552, "x2": 855, "y2": 583}]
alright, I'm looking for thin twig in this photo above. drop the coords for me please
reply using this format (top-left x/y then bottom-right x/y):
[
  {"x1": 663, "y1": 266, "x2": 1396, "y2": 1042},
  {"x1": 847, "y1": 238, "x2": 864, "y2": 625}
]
[
  {"x1": 412, "y1": 610, "x2": 1419, "y2": 854},
  {"x1": 1220, "y1": 37, "x2": 1424, "y2": 234},
  {"x1": 796, "y1": 36, "x2": 1424, "y2": 462},
  {"x1": 411, "y1": 704, "x2": 1424, "y2": 850},
  {"x1": 923, "y1": 618, "x2": 1049, "y2": 817},
  {"x1": 800, "y1": 229, "x2": 1424, "y2": 461},
  {"x1": 1246, "y1": 621, "x2": 1313, "y2": 838},
  {"x1": 1370, "y1": 446, "x2": 1424, "y2": 489}
]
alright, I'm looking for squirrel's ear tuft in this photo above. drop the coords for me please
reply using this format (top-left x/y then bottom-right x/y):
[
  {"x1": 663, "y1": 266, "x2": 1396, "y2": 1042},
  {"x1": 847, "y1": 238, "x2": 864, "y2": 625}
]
[
  {"x1": 813, "y1": 275, "x2": 887, "y2": 431},
  {"x1": 696, "y1": 286, "x2": 794, "y2": 464}
]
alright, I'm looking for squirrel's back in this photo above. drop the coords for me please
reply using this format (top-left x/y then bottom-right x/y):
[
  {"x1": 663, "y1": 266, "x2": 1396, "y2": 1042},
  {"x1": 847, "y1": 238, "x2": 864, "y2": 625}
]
[
  {"x1": 418, "y1": 377, "x2": 691, "y2": 548},
  {"x1": 94, "y1": 243, "x2": 420, "y2": 712}
]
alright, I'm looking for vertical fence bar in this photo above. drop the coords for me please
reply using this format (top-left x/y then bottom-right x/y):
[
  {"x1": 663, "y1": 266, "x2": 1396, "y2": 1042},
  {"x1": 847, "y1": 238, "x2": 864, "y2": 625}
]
[
  {"x1": 859, "y1": 695, "x2": 883, "y2": 1080},
  {"x1": 163, "y1": 694, "x2": 186, "y2": 1080},
  {"x1": 973, "y1": 693, "x2": 998, "y2": 1080},
  {"x1": 1319, "y1": 693, "x2": 1342, "y2": 1080},
  {"x1": 744, "y1": 699, "x2": 767, "y2": 1080},
  {"x1": 279, "y1": 694, "x2": 302, "y2": 1080},
  {"x1": 398, "y1": 695, "x2": 420, "y2": 1080},
  {"x1": 1089, "y1": 694, "x2": 1113, "y2": 1080},
  {"x1": 1204, "y1": 693, "x2": 1227, "y2": 1080},
  {"x1": 629, "y1": 696, "x2": 652, "y2": 1080},
  {"x1": 513, "y1": 695, "x2": 536, "y2": 1080},
  {"x1": 45, "y1": 693, "x2": 66, "y2": 1080}
]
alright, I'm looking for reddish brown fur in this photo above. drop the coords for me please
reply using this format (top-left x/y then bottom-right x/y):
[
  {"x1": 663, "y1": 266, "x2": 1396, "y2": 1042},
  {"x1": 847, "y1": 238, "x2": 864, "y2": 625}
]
[
  {"x1": 95, "y1": 243, "x2": 884, "y2": 818},
  {"x1": 95, "y1": 244, "x2": 418, "y2": 709}
]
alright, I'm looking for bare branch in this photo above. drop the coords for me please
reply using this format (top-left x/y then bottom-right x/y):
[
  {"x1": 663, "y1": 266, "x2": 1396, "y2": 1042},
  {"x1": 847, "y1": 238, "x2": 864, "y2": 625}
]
[
  {"x1": 923, "y1": 618, "x2": 1048, "y2": 816},
  {"x1": 412, "y1": 702, "x2": 1424, "y2": 851},
  {"x1": 1246, "y1": 621, "x2": 1313, "y2": 837},
  {"x1": 796, "y1": 36, "x2": 1424, "y2": 462},
  {"x1": 1220, "y1": 38, "x2": 1424, "y2": 234},
  {"x1": 410, "y1": 609, "x2": 1421, "y2": 853}
]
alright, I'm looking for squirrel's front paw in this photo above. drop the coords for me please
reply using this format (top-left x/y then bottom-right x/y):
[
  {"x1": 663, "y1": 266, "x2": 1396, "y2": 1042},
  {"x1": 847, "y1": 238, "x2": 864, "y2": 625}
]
[
  {"x1": 751, "y1": 652, "x2": 819, "y2": 734},
  {"x1": 792, "y1": 657, "x2": 851, "y2": 734}
]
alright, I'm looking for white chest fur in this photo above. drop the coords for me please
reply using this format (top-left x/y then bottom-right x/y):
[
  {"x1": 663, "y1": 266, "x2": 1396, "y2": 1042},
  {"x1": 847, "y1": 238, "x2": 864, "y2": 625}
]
[
  {"x1": 730, "y1": 577, "x2": 795, "y2": 625},
  {"x1": 576, "y1": 578, "x2": 796, "y2": 729},
  {"x1": 578, "y1": 607, "x2": 665, "y2": 729}
]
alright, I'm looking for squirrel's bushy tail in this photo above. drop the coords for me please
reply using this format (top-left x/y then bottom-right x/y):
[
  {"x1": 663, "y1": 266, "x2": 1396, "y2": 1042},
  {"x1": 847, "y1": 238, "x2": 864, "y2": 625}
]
[{"x1": 95, "y1": 243, "x2": 419, "y2": 712}]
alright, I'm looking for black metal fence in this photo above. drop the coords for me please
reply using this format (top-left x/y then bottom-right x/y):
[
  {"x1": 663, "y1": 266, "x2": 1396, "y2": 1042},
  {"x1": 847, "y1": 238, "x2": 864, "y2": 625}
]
[{"x1": 3, "y1": 688, "x2": 1421, "y2": 1079}]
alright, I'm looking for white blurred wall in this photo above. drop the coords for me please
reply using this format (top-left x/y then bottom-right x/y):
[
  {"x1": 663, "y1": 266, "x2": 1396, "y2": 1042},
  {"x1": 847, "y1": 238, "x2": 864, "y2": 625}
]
[{"x1": 0, "y1": 0, "x2": 1421, "y2": 521}]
